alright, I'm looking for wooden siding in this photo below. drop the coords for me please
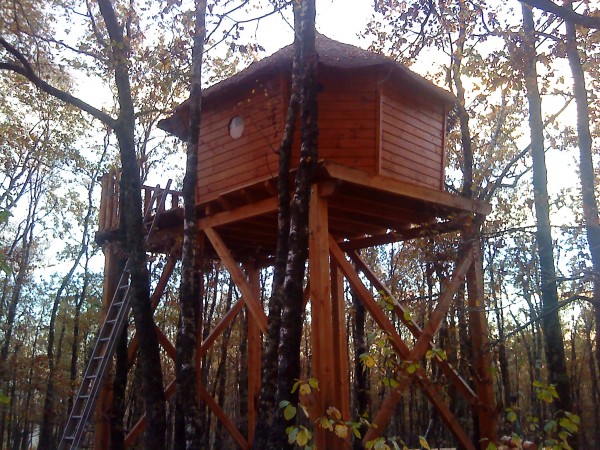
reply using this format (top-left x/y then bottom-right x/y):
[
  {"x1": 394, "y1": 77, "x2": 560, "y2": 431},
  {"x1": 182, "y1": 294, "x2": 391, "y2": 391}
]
[
  {"x1": 196, "y1": 67, "x2": 447, "y2": 204},
  {"x1": 197, "y1": 77, "x2": 286, "y2": 202},
  {"x1": 379, "y1": 81, "x2": 445, "y2": 189},
  {"x1": 290, "y1": 68, "x2": 378, "y2": 174}
]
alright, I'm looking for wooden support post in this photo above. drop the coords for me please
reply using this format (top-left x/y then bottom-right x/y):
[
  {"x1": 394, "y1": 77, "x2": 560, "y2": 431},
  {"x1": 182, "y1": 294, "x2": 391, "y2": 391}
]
[
  {"x1": 308, "y1": 186, "x2": 339, "y2": 449},
  {"x1": 99, "y1": 173, "x2": 109, "y2": 232},
  {"x1": 245, "y1": 263, "x2": 262, "y2": 443},
  {"x1": 330, "y1": 263, "x2": 350, "y2": 421},
  {"x1": 465, "y1": 234, "x2": 498, "y2": 448}
]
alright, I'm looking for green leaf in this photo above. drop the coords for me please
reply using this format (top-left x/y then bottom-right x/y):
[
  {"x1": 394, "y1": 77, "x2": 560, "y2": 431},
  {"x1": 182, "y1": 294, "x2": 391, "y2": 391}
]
[
  {"x1": 296, "y1": 427, "x2": 311, "y2": 446},
  {"x1": 299, "y1": 383, "x2": 311, "y2": 395},
  {"x1": 559, "y1": 417, "x2": 578, "y2": 433},
  {"x1": 292, "y1": 380, "x2": 301, "y2": 393},
  {"x1": 0, "y1": 209, "x2": 12, "y2": 224},
  {"x1": 564, "y1": 411, "x2": 581, "y2": 425},
  {"x1": 287, "y1": 426, "x2": 299, "y2": 444},
  {"x1": 507, "y1": 410, "x2": 517, "y2": 423},
  {"x1": 284, "y1": 403, "x2": 297, "y2": 421},
  {"x1": 360, "y1": 353, "x2": 376, "y2": 368},
  {"x1": 0, "y1": 393, "x2": 9, "y2": 405},
  {"x1": 544, "y1": 419, "x2": 557, "y2": 433}
]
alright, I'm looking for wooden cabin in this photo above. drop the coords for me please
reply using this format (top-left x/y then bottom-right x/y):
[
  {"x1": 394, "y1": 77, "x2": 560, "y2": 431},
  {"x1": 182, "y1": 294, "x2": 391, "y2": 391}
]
[
  {"x1": 155, "y1": 34, "x2": 478, "y2": 261},
  {"x1": 159, "y1": 33, "x2": 454, "y2": 199}
]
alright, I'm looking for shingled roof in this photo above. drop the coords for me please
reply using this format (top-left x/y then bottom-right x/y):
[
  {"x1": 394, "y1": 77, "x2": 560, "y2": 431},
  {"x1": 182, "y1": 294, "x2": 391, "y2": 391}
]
[{"x1": 158, "y1": 33, "x2": 456, "y2": 138}]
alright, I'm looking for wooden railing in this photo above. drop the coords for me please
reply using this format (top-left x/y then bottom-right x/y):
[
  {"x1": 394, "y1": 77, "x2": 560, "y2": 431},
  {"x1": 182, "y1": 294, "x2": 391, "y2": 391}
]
[{"x1": 98, "y1": 169, "x2": 182, "y2": 233}]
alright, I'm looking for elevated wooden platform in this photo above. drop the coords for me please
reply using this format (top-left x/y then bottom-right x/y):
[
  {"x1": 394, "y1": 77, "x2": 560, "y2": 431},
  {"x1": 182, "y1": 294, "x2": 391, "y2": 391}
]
[{"x1": 97, "y1": 161, "x2": 489, "y2": 260}]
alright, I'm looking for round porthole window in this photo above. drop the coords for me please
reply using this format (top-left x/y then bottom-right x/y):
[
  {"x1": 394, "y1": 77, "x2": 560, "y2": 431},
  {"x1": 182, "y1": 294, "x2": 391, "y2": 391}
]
[{"x1": 229, "y1": 115, "x2": 244, "y2": 139}]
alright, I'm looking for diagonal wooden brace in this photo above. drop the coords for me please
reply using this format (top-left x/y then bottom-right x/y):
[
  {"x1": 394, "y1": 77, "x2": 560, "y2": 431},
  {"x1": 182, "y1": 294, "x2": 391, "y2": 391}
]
[
  {"x1": 348, "y1": 250, "x2": 478, "y2": 406},
  {"x1": 329, "y1": 236, "x2": 476, "y2": 447},
  {"x1": 365, "y1": 246, "x2": 474, "y2": 444},
  {"x1": 203, "y1": 227, "x2": 268, "y2": 334}
]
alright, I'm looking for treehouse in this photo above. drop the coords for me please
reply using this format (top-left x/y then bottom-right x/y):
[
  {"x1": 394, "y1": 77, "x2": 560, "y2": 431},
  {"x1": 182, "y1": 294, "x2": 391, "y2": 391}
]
[
  {"x1": 65, "y1": 34, "x2": 497, "y2": 450},
  {"x1": 154, "y1": 34, "x2": 483, "y2": 261}
]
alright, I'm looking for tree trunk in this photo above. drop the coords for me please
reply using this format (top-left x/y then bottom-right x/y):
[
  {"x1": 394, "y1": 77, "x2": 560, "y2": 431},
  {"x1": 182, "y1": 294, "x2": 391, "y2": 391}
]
[
  {"x1": 96, "y1": 0, "x2": 167, "y2": 445},
  {"x1": 269, "y1": 1, "x2": 319, "y2": 447},
  {"x1": 238, "y1": 309, "x2": 249, "y2": 439},
  {"x1": 0, "y1": 219, "x2": 35, "y2": 446},
  {"x1": 252, "y1": 5, "x2": 300, "y2": 447},
  {"x1": 352, "y1": 285, "x2": 369, "y2": 449},
  {"x1": 214, "y1": 280, "x2": 234, "y2": 442},
  {"x1": 521, "y1": 3, "x2": 572, "y2": 413},
  {"x1": 175, "y1": 0, "x2": 207, "y2": 447},
  {"x1": 39, "y1": 241, "x2": 89, "y2": 449},
  {"x1": 564, "y1": 5, "x2": 600, "y2": 384},
  {"x1": 110, "y1": 327, "x2": 128, "y2": 450}
]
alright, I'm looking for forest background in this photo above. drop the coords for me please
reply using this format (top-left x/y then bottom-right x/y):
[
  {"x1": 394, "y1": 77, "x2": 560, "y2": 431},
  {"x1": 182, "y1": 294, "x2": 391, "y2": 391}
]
[{"x1": 0, "y1": 0, "x2": 599, "y2": 448}]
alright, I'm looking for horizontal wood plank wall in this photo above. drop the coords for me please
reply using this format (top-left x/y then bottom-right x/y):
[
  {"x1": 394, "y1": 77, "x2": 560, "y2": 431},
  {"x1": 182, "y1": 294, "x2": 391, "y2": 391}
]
[
  {"x1": 197, "y1": 77, "x2": 285, "y2": 202},
  {"x1": 290, "y1": 68, "x2": 378, "y2": 173},
  {"x1": 379, "y1": 81, "x2": 445, "y2": 190}
]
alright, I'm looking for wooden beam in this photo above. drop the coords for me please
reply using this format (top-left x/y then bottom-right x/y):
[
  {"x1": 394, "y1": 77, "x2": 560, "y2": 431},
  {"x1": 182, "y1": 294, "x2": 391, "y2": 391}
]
[
  {"x1": 199, "y1": 196, "x2": 277, "y2": 229},
  {"x1": 348, "y1": 250, "x2": 479, "y2": 407},
  {"x1": 330, "y1": 263, "x2": 351, "y2": 421},
  {"x1": 329, "y1": 236, "x2": 476, "y2": 448},
  {"x1": 364, "y1": 247, "x2": 474, "y2": 443},
  {"x1": 203, "y1": 227, "x2": 268, "y2": 333},
  {"x1": 308, "y1": 187, "x2": 337, "y2": 450},
  {"x1": 198, "y1": 383, "x2": 250, "y2": 450},
  {"x1": 338, "y1": 220, "x2": 464, "y2": 251},
  {"x1": 408, "y1": 246, "x2": 474, "y2": 361},
  {"x1": 124, "y1": 380, "x2": 177, "y2": 446},
  {"x1": 127, "y1": 253, "x2": 178, "y2": 364},
  {"x1": 322, "y1": 161, "x2": 491, "y2": 215},
  {"x1": 155, "y1": 324, "x2": 176, "y2": 359},
  {"x1": 466, "y1": 239, "x2": 498, "y2": 447},
  {"x1": 198, "y1": 297, "x2": 245, "y2": 358}
]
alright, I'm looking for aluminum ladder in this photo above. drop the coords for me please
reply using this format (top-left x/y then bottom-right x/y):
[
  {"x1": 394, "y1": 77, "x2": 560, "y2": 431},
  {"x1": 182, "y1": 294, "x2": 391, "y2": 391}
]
[{"x1": 59, "y1": 180, "x2": 172, "y2": 450}]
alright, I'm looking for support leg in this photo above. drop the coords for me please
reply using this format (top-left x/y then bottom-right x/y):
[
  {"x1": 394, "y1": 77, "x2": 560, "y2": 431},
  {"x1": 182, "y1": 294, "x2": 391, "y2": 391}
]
[
  {"x1": 309, "y1": 185, "x2": 338, "y2": 449},
  {"x1": 466, "y1": 237, "x2": 498, "y2": 448}
]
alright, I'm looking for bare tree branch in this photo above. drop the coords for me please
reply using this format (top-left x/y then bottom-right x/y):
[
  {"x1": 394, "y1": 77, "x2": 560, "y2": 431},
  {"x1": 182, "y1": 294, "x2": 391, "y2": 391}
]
[
  {"x1": 520, "y1": 0, "x2": 600, "y2": 29},
  {"x1": 0, "y1": 37, "x2": 115, "y2": 126}
]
